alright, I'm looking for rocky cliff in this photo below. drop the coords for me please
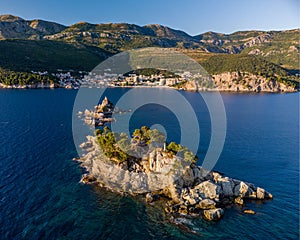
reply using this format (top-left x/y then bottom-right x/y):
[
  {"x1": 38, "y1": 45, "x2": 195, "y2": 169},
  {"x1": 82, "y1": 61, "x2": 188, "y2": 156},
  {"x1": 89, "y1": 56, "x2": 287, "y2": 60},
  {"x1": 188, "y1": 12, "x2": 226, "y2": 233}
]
[
  {"x1": 177, "y1": 72, "x2": 297, "y2": 93},
  {"x1": 212, "y1": 72, "x2": 297, "y2": 92}
]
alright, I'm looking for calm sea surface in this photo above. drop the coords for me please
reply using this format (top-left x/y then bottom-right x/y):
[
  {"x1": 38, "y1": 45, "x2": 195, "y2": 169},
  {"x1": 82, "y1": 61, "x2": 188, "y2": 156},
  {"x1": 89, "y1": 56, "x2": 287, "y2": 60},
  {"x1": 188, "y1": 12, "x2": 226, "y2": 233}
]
[{"x1": 0, "y1": 88, "x2": 298, "y2": 239}]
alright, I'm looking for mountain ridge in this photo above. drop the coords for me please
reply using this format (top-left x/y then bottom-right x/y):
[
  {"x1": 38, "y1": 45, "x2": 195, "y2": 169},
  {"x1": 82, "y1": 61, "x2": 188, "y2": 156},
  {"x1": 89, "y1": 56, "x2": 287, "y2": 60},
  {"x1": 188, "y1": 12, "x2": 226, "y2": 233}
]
[
  {"x1": 0, "y1": 15, "x2": 298, "y2": 90},
  {"x1": 1, "y1": 14, "x2": 298, "y2": 53}
]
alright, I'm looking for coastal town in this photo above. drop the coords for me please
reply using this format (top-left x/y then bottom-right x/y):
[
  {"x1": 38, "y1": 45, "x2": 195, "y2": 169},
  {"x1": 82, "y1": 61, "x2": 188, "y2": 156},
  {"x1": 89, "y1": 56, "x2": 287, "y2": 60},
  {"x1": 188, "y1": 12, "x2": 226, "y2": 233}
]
[
  {"x1": 80, "y1": 70, "x2": 193, "y2": 88},
  {"x1": 0, "y1": 69, "x2": 193, "y2": 89}
]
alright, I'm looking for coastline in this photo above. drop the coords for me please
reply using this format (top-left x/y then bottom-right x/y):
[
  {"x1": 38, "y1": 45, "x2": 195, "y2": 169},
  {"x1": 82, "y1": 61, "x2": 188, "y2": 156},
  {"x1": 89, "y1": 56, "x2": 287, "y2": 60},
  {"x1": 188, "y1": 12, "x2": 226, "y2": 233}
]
[{"x1": 0, "y1": 83, "x2": 298, "y2": 93}]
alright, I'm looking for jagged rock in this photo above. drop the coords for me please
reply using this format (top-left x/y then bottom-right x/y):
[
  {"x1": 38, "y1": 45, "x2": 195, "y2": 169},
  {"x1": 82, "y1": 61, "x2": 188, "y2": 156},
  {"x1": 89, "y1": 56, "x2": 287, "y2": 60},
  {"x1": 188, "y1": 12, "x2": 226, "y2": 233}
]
[
  {"x1": 195, "y1": 199, "x2": 216, "y2": 210},
  {"x1": 256, "y1": 187, "x2": 265, "y2": 199},
  {"x1": 182, "y1": 192, "x2": 195, "y2": 204},
  {"x1": 97, "y1": 96, "x2": 115, "y2": 113},
  {"x1": 189, "y1": 189, "x2": 201, "y2": 202},
  {"x1": 234, "y1": 197, "x2": 244, "y2": 205},
  {"x1": 219, "y1": 178, "x2": 234, "y2": 197},
  {"x1": 212, "y1": 172, "x2": 222, "y2": 182},
  {"x1": 234, "y1": 181, "x2": 249, "y2": 197},
  {"x1": 195, "y1": 180, "x2": 219, "y2": 200},
  {"x1": 187, "y1": 197, "x2": 197, "y2": 205},
  {"x1": 84, "y1": 109, "x2": 91, "y2": 116},
  {"x1": 162, "y1": 185, "x2": 181, "y2": 203},
  {"x1": 203, "y1": 208, "x2": 224, "y2": 221}
]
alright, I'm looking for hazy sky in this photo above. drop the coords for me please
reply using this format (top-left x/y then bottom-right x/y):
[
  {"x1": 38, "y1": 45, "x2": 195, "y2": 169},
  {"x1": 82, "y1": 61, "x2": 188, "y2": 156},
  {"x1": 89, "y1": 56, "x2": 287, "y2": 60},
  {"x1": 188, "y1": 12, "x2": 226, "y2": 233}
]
[{"x1": 0, "y1": 0, "x2": 299, "y2": 35}]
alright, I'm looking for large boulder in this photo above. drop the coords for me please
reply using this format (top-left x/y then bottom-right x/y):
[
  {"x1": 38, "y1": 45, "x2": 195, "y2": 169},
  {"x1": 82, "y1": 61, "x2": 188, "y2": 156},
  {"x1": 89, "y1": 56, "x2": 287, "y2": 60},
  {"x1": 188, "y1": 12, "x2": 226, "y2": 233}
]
[
  {"x1": 212, "y1": 172, "x2": 222, "y2": 182},
  {"x1": 203, "y1": 208, "x2": 224, "y2": 221},
  {"x1": 195, "y1": 180, "x2": 220, "y2": 200},
  {"x1": 195, "y1": 199, "x2": 216, "y2": 210},
  {"x1": 181, "y1": 188, "x2": 198, "y2": 205},
  {"x1": 246, "y1": 187, "x2": 257, "y2": 199},
  {"x1": 256, "y1": 187, "x2": 265, "y2": 199},
  {"x1": 218, "y1": 178, "x2": 234, "y2": 197},
  {"x1": 234, "y1": 181, "x2": 249, "y2": 197}
]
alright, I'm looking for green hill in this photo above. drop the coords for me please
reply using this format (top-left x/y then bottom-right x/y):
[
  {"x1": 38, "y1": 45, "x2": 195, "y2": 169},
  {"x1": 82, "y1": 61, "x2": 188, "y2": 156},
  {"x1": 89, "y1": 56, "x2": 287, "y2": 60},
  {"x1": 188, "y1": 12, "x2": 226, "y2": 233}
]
[
  {"x1": 0, "y1": 39, "x2": 110, "y2": 72},
  {"x1": 0, "y1": 15, "x2": 298, "y2": 89},
  {"x1": 201, "y1": 54, "x2": 299, "y2": 88}
]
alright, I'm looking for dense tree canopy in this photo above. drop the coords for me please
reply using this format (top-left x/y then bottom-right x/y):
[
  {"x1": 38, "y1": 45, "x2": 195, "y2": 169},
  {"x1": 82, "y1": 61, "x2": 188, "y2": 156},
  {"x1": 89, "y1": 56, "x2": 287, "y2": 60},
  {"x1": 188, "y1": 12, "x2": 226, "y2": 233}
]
[{"x1": 0, "y1": 68, "x2": 57, "y2": 86}]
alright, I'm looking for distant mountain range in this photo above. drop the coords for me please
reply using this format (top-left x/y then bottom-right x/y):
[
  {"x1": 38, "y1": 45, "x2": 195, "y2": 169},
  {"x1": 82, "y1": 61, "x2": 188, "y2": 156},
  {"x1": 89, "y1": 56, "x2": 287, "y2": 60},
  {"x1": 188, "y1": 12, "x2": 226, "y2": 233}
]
[{"x1": 0, "y1": 14, "x2": 299, "y2": 90}]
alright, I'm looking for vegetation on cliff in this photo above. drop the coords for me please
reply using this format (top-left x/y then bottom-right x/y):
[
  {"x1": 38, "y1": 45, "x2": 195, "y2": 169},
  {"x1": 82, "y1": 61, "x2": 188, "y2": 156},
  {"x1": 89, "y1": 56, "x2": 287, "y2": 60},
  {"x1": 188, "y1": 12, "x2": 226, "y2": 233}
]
[
  {"x1": 94, "y1": 126, "x2": 197, "y2": 166},
  {"x1": 201, "y1": 54, "x2": 299, "y2": 89}
]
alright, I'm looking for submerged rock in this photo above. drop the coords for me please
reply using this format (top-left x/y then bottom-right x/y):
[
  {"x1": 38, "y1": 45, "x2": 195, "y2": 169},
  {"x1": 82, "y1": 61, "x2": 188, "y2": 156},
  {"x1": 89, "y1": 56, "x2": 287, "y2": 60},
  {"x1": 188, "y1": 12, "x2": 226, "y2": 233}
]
[
  {"x1": 203, "y1": 208, "x2": 224, "y2": 221},
  {"x1": 243, "y1": 209, "x2": 256, "y2": 215}
]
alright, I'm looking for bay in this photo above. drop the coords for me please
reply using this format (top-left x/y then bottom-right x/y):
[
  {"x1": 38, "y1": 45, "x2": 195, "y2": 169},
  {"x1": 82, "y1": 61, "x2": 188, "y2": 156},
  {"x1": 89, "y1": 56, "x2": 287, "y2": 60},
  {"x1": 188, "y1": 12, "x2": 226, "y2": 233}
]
[{"x1": 0, "y1": 88, "x2": 298, "y2": 239}]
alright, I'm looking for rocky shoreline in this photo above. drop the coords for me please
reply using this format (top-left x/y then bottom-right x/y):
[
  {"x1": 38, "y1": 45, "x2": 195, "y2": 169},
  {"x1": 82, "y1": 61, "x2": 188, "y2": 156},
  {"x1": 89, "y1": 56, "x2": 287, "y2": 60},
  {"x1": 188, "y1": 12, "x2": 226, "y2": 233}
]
[
  {"x1": 0, "y1": 74, "x2": 298, "y2": 92},
  {"x1": 77, "y1": 135, "x2": 273, "y2": 222}
]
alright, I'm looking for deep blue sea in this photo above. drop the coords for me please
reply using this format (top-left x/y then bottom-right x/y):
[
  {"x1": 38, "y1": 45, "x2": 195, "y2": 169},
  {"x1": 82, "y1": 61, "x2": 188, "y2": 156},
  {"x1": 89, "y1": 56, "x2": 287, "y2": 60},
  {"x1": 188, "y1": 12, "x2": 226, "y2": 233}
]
[{"x1": 0, "y1": 88, "x2": 299, "y2": 239}]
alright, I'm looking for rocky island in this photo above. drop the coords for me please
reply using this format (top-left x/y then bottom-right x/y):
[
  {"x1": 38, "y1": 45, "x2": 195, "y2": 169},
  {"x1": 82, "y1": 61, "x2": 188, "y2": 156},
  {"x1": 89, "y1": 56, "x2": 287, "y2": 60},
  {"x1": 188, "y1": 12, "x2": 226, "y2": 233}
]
[
  {"x1": 78, "y1": 97, "x2": 115, "y2": 126},
  {"x1": 76, "y1": 121, "x2": 273, "y2": 222}
]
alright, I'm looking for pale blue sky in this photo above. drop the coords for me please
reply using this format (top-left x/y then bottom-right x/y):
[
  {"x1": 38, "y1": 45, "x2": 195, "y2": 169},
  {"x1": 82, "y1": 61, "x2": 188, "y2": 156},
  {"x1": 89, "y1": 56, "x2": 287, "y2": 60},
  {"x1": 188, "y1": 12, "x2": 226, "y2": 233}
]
[{"x1": 0, "y1": 0, "x2": 299, "y2": 35}]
